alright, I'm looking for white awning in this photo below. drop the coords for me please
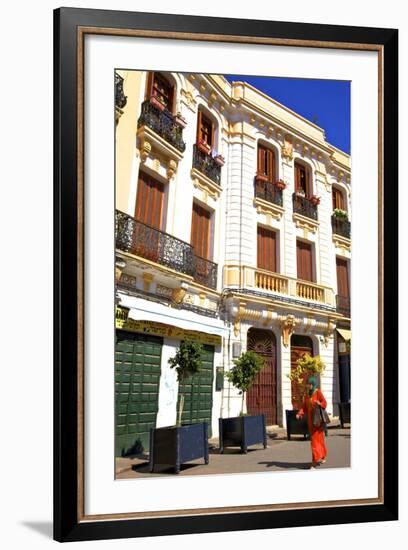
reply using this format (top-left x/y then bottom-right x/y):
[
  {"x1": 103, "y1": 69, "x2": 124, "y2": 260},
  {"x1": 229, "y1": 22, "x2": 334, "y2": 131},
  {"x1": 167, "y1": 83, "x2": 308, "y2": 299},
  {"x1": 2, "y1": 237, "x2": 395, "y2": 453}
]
[
  {"x1": 337, "y1": 328, "x2": 351, "y2": 341},
  {"x1": 120, "y1": 293, "x2": 228, "y2": 337}
]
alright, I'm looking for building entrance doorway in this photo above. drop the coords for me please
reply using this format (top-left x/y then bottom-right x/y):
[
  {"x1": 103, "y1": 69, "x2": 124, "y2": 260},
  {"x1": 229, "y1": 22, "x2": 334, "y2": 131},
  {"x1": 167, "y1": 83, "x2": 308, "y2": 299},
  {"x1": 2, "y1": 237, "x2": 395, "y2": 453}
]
[{"x1": 290, "y1": 335, "x2": 314, "y2": 409}]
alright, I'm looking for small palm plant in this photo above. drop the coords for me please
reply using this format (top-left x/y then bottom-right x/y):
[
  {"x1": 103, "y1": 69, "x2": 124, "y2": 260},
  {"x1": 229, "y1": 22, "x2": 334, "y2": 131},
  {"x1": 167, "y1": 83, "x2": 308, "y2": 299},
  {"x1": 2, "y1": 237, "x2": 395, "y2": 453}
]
[
  {"x1": 168, "y1": 339, "x2": 203, "y2": 426},
  {"x1": 225, "y1": 350, "x2": 265, "y2": 415}
]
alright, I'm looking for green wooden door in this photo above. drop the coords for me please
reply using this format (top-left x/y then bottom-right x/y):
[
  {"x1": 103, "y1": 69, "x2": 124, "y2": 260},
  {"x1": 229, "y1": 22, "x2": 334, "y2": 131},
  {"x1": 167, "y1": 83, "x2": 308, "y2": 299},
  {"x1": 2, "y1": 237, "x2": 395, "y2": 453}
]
[
  {"x1": 177, "y1": 344, "x2": 215, "y2": 437},
  {"x1": 115, "y1": 330, "x2": 163, "y2": 456}
]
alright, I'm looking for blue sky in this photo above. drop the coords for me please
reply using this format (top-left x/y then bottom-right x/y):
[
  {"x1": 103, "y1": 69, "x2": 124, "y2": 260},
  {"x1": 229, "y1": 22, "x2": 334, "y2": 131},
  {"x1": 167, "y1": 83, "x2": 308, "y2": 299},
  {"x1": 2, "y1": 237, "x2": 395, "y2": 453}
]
[{"x1": 224, "y1": 75, "x2": 350, "y2": 154}]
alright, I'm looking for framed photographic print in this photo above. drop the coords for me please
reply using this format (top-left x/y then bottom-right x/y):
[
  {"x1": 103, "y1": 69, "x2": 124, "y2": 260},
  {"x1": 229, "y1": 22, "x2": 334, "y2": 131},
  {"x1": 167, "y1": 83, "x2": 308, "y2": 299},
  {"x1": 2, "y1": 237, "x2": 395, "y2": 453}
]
[{"x1": 54, "y1": 7, "x2": 398, "y2": 542}]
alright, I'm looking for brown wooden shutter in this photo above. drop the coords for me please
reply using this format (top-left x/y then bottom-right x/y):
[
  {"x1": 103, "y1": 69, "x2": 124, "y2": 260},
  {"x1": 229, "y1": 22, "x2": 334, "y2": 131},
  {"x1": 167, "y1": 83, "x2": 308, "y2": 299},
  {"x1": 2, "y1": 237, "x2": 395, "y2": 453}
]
[
  {"x1": 134, "y1": 171, "x2": 164, "y2": 230},
  {"x1": 257, "y1": 145, "x2": 275, "y2": 182},
  {"x1": 336, "y1": 258, "x2": 349, "y2": 297},
  {"x1": 332, "y1": 188, "x2": 344, "y2": 210},
  {"x1": 145, "y1": 72, "x2": 154, "y2": 99},
  {"x1": 257, "y1": 226, "x2": 277, "y2": 272},
  {"x1": 191, "y1": 203, "x2": 211, "y2": 259},
  {"x1": 296, "y1": 240, "x2": 314, "y2": 282}
]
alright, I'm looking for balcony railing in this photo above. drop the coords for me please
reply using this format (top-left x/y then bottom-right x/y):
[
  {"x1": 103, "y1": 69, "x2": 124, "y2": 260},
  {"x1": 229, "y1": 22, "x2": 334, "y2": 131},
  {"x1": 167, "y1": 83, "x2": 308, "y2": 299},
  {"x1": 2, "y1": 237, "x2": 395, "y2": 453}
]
[
  {"x1": 193, "y1": 254, "x2": 218, "y2": 290},
  {"x1": 254, "y1": 178, "x2": 283, "y2": 207},
  {"x1": 331, "y1": 215, "x2": 351, "y2": 239},
  {"x1": 292, "y1": 193, "x2": 318, "y2": 220},
  {"x1": 137, "y1": 99, "x2": 186, "y2": 152},
  {"x1": 192, "y1": 144, "x2": 222, "y2": 185},
  {"x1": 336, "y1": 295, "x2": 351, "y2": 317},
  {"x1": 115, "y1": 210, "x2": 218, "y2": 290}
]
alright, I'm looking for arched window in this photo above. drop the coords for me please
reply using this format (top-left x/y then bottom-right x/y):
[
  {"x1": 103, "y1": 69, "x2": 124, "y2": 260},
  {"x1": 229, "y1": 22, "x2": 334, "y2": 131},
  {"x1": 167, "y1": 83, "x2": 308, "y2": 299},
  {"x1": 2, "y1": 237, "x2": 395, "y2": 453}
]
[
  {"x1": 145, "y1": 72, "x2": 174, "y2": 112},
  {"x1": 332, "y1": 186, "x2": 346, "y2": 211},
  {"x1": 196, "y1": 109, "x2": 215, "y2": 150},
  {"x1": 294, "y1": 160, "x2": 312, "y2": 197},
  {"x1": 257, "y1": 143, "x2": 275, "y2": 183}
]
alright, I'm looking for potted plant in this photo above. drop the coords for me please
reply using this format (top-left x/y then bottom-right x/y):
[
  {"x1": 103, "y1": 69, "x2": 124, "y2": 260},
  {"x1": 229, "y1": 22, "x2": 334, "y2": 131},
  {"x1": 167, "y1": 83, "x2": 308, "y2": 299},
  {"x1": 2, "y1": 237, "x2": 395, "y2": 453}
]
[
  {"x1": 219, "y1": 351, "x2": 267, "y2": 453},
  {"x1": 213, "y1": 152, "x2": 225, "y2": 167},
  {"x1": 310, "y1": 195, "x2": 321, "y2": 206},
  {"x1": 197, "y1": 138, "x2": 211, "y2": 155},
  {"x1": 274, "y1": 179, "x2": 287, "y2": 191},
  {"x1": 333, "y1": 208, "x2": 349, "y2": 220},
  {"x1": 174, "y1": 111, "x2": 187, "y2": 128},
  {"x1": 149, "y1": 339, "x2": 209, "y2": 474},
  {"x1": 255, "y1": 172, "x2": 269, "y2": 183},
  {"x1": 149, "y1": 94, "x2": 166, "y2": 112},
  {"x1": 285, "y1": 354, "x2": 326, "y2": 440}
]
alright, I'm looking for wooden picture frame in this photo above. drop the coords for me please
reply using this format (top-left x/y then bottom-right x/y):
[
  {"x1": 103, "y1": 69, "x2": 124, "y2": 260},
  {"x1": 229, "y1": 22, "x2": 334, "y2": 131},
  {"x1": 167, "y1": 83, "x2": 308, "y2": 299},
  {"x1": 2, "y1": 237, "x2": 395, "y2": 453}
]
[{"x1": 54, "y1": 7, "x2": 398, "y2": 542}]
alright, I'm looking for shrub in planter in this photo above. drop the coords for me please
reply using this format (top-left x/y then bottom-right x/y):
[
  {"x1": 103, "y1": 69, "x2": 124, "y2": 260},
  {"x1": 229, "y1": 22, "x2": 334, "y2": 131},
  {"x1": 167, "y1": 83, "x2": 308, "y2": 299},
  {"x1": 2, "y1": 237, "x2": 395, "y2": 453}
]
[
  {"x1": 338, "y1": 401, "x2": 351, "y2": 428},
  {"x1": 333, "y1": 208, "x2": 349, "y2": 220},
  {"x1": 149, "y1": 339, "x2": 210, "y2": 474},
  {"x1": 310, "y1": 195, "x2": 321, "y2": 206},
  {"x1": 219, "y1": 351, "x2": 267, "y2": 453}
]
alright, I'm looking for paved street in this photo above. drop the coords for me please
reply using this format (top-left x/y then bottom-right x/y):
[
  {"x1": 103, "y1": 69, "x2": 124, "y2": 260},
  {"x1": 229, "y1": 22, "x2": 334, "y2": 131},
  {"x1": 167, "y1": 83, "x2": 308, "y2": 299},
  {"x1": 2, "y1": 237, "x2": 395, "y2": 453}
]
[{"x1": 115, "y1": 426, "x2": 350, "y2": 479}]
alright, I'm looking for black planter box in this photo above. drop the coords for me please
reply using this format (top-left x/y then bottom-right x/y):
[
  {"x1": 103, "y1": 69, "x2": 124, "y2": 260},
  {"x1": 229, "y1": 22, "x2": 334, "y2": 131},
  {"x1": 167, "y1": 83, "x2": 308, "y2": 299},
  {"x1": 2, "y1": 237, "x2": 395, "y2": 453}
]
[
  {"x1": 285, "y1": 409, "x2": 309, "y2": 440},
  {"x1": 149, "y1": 422, "x2": 209, "y2": 474},
  {"x1": 338, "y1": 402, "x2": 351, "y2": 427},
  {"x1": 219, "y1": 414, "x2": 267, "y2": 453}
]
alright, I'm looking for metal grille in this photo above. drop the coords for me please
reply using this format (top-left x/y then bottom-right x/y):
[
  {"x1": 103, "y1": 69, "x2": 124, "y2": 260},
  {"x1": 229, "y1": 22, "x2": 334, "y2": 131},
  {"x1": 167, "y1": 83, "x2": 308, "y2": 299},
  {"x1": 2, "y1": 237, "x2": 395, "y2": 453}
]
[
  {"x1": 292, "y1": 193, "x2": 318, "y2": 220},
  {"x1": 254, "y1": 179, "x2": 283, "y2": 206},
  {"x1": 137, "y1": 99, "x2": 186, "y2": 152},
  {"x1": 331, "y1": 215, "x2": 351, "y2": 238},
  {"x1": 192, "y1": 144, "x2": 222, "y2": 185}
]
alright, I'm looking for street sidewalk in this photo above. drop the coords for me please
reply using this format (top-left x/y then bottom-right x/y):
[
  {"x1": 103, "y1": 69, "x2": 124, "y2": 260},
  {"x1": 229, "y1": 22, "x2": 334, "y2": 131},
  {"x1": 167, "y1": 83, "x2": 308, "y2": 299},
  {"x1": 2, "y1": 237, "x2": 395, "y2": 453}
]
[{"x1": 115, "y1": 421, "x2": 349, "y2": 478}]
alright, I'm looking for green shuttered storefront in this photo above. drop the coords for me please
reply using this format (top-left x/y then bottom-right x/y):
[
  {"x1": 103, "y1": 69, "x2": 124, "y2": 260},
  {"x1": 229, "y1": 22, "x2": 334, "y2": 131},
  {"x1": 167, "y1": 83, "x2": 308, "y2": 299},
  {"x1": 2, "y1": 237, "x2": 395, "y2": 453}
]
[
  {"x1": 115, "y1": 330, "x2": 163, "y2": 456},
  {"x1": 177, "y1": 344, "x2": 215, "y2": 437}
]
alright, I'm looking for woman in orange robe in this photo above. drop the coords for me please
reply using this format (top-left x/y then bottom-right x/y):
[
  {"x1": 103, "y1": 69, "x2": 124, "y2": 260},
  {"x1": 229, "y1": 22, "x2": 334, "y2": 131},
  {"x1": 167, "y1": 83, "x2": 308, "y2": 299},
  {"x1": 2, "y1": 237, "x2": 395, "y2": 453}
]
[{"x1": 296, "y1": 376, "x2": 328, "y2": 469}]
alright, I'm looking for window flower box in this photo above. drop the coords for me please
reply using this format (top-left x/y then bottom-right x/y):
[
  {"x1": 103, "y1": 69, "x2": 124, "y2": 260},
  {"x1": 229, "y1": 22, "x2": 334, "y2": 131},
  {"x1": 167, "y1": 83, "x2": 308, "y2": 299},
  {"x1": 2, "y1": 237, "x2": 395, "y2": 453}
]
[
  {"x1": 197, "y1": 139, "x2": 211, "y2": 155},
  {"x1": 213, "y1": 153, "x2": 225, "y2": 167},
  {"x1": 149, "y1": 95, "x2": 166, "y2": 112},
  {"x1": 274, "y1": 179, "x2": 287, "y2": 191},
  {"x1": 310, "y1": 195, "x2": 321, "y2": 206},
  {"x1": 174, "y1": 112, "x2": 187, "y2": 128},
  {"x1": 333, "y1": 208, "x2": 349, "y2": 220},
  {"x1": 255, "y1": 172, "x2": 269, "y2": 183}
]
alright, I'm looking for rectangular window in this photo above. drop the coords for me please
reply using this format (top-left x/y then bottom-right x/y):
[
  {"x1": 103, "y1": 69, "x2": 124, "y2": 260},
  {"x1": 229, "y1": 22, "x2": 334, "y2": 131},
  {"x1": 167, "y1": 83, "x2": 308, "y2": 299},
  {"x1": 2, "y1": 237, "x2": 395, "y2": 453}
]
[
  {"x1": 146, "y1": 72, "x2": 174, "y2": 111},
  {"x1": 296, "y1": 240, "x2": 314, "y2": 282},
  {"x1": 197, "y1": 111, "x2": 214, "y2": 147},
  {"x1": 257, "y1": 145, "x2": 275, "y2": 182},
  {"x1": 295, "y1": 163, "x2": 310, "y2": 197},
  {"x1": 191, "y1": 202, "x2": 211, "y2": 259},
  {"x1": 332, "y1": 188, "x2": 344, "y2": 211},
  {"x1": 134, "y1": 171, "x2": 165, "y2": 230},
  {"x1": 336, "y1": 257, "x2": 350, "y2": 297},
  {"x1": 257, "y1": 226, "x2": 277, "y2": 272}
]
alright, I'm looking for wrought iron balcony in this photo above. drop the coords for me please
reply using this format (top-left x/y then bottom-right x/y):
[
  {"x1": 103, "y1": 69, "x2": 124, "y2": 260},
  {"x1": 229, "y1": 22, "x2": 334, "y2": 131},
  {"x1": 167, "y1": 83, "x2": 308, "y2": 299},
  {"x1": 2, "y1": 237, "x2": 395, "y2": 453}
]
[
  {"x1": 115, "y1": 72, "x2": 127, "y2": 110},
  {"x1": 192, "y1": 144, "x2": 222, "y2": 185},
  {"x1": 292, "y1": 193, "x2": 318, "y2": 220},
  {"x1": 137, "y1": 99, "x2": 186, "y2": 153},
  {"x1": 336, "y1": 295, "x2": 351, "y2": 317},
  {"x1": 193, "y1": 254, "x2": 218, "y2": 290},
  {"x1": 331, "y1": 215, "x2": 351, "y2": 239},
  {"x1": 254, "y1": 178, "x2": 283, "y2": 207},
  {"x1": 115, "y1": 211, "x2": 218, "y2": 290}
]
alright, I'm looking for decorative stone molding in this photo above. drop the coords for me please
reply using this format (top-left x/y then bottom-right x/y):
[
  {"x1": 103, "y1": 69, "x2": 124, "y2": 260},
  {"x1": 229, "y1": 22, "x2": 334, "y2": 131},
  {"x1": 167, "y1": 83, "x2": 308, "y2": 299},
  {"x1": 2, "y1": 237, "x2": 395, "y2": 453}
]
[
  {"x1": 167, "y1": 159, "x2": 178, "y2": 180},
  {"x1": 180, "y1": 89, "x2": 197, "y2": 111},
  {"x1": 142, "y1": 272, "x2": 154, "y2": 292},
  {"x1": 281, "y1": 135, "x2": 294, "y2": 160},
  {"x1": 280, "y1": 314, "x2": 296, "y2": 347},
  {"x1": 293, "y1": 213, "x2": 319, "y2": 238},
  {"x1": 156, "y1": 284, "x2": 173, "y2": 298},
  {"x1": 191, "y1": 168, "x2": 222, "y2": 201},
  {"x1": 323, "y1": 318, "x2": 336, "y2": 346},
  {"x1": 254, "y1": 197, "x2": 284, "y2": 222},
  {"x1": 184, "y1": 293, "x2": 195, "y2": 305},
  {"x1": 115, "y1": 258, "x2": 127, "y2": 282},
  {"x1": 333, "y1": 235, "x2": 351, "y2": 254},
  {"x1": 199, "y1": 292, "x2": 207, "y2": 307},
  {"x1": 172, "y1": 286, "x2": 187, "y2": 304},
  {"x1": 140, "y1": 139, "x2": 152, "y2": 162}
]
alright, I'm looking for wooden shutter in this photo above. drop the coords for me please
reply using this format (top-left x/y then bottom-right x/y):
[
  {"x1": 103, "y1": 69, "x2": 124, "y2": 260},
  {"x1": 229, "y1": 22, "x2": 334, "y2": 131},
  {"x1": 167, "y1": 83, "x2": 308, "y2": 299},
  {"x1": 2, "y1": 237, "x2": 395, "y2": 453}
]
[
  {"x1": 197, "y1": 111, "x2": 213, "y2": 147},
  {"x1": 296, "y1": 240, "x2": 314, "y2": 282},
  {"x1": 257, "y1": 145, "x2": 274, "y2": 182},
  {"x1": 147, "y1": 72, "x2": 174, "y2": 111},
  {"x1": 257, "y1": 226, "x2": 277, "y2": 272},
  {"x1": 145, "y1": 72, "x2": 154, "y2": 99},
  {"x1": 332, "y1": 188, "x2": 344, "y2": 210},
  {"x1": 336, "y1": 258, "x2": 349, "y2": 297},
  {"x1": 295, "y1": 163, "x2": 310, "y2": 196},
  {"x1": 134, "y1": 171, "x2": 164, "y2": 230},
  {"x1": 191, "y1": 202, "x2": 211, "y2": 259}
]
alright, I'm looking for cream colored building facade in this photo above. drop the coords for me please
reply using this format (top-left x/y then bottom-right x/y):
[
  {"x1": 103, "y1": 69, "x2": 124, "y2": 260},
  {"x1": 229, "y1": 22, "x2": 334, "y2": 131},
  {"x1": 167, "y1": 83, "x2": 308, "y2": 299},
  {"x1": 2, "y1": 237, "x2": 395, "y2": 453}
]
[{"x1": 114, "y1": 70, "x2": 351, "y2": 454}]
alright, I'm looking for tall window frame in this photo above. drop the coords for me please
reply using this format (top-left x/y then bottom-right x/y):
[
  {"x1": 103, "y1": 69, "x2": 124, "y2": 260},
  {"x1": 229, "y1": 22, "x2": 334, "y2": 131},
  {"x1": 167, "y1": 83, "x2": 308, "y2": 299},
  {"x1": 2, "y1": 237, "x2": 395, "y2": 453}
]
[
  {"x1": 146, "y1": 72, "x2": 175, "y2": 112},
  {"x1": 196, "y1": 109, "x2": 215, "y2": 149},
  {"x1": 294, "y1": 160, "x2": 312, "y2": 197},
  {"x1": 257, "y1": 143, "x2": 276, "y2": 183}
]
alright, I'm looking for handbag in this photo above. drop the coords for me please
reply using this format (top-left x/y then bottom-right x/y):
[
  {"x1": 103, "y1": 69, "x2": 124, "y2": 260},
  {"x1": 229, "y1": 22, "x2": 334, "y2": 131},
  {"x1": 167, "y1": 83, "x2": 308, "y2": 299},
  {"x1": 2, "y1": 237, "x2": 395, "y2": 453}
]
[{"x1": 312, "y1": 404, "x2": 331, "y2": 427}]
